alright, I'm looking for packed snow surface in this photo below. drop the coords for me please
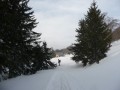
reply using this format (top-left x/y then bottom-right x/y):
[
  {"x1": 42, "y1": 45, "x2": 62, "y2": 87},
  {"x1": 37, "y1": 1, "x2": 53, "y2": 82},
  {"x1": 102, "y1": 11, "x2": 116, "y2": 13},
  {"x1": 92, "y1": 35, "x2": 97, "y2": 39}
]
[{"x1": 1, "y1": 40, "x2": 120, "y2": 90}]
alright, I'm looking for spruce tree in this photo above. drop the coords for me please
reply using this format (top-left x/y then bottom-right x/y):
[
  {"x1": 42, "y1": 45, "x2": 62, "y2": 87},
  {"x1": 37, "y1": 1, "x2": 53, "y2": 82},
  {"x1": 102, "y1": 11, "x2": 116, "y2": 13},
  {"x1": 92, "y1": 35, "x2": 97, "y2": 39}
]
[
  {"x1": 85, "y1": 1, "x2": 112, "y2": 64},
  {"x1": 0, "y1": 0, "x2": 40, "y2": 78},
  {"x1": 42, "y1": 42, "x2": 56, "y2": 69},
  {"x1": 31, "y1": 42, "x2": 56, "y2": 71},
  {"x1": 0, "y1": 0, "x2": 14, "y2": 78},
  {"x1": 50, "y1": 48, "x2": 56, "y2": 58},
  {"x1": 31, "y1": 42, "x2": 44, "y2": 72},
  {"x1": 42, "y1": 42, "x2": 52, "y2": 60},
  {"x1": 71, "y1": 20, "x2": 89, "y2": 66},
  {"x1": 71, "y1": 1, "x2": 112, "y2": 66}
]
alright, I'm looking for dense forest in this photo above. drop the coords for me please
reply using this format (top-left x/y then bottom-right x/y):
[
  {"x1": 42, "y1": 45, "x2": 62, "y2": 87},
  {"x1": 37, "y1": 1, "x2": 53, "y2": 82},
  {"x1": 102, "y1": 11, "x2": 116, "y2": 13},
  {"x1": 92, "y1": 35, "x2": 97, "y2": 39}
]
[{"x1": 0, "y1": 0, "x2": 56, "y2": 81}]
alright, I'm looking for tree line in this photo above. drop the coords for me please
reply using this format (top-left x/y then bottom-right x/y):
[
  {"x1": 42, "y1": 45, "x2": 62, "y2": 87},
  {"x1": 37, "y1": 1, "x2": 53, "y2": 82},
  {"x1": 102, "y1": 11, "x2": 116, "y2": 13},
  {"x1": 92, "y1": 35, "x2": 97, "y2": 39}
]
[{"x1": 0, "y1": 0, "x2": 56, "y2": 81}]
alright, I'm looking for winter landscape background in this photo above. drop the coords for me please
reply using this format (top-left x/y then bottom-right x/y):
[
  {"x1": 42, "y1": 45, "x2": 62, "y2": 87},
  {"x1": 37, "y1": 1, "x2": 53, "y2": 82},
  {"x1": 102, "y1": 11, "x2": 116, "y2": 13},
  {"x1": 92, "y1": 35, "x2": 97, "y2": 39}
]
[
  {"x1": 0, "y1": 0, "x2": 120, "y2": 90},
  {"x1": 0, "y1": 40, "x2": 120, "y2": 90}
]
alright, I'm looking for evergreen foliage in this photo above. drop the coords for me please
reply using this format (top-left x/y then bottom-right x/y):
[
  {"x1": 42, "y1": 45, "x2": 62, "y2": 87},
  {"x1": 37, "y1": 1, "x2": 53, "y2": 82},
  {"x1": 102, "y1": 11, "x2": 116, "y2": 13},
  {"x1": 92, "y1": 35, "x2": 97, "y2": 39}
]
[
  {"x1": 50, "y1": 48, "x2": 56, "y2": 58},
  {"x1": 0, "y1": 0, "x2": 56, "y2": 81},
  {"x1": 71, "y1": 1, "x2": 112, "y2": 66}
]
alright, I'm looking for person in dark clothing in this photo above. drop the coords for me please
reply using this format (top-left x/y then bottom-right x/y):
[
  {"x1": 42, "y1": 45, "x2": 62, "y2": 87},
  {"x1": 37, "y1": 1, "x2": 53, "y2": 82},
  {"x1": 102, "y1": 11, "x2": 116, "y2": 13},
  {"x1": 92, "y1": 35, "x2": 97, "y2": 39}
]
[{"x1": 58, "y1": 59, "x2": 61, "y2": 66}]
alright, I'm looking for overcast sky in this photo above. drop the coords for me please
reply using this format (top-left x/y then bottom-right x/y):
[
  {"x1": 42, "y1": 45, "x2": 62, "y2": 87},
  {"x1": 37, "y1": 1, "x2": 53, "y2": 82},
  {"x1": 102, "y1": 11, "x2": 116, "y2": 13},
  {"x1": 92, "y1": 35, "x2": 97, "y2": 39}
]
[{"x1": 29, "y1": 0, "x2": 120, "y2": 49}]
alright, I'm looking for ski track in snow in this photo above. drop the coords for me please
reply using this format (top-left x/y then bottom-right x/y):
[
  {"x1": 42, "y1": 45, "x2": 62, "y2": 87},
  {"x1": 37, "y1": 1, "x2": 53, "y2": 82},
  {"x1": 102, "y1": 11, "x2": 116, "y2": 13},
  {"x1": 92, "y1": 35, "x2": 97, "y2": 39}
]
[{"x1": 46, "y1": 71, "x2": 72, "y2": 90}]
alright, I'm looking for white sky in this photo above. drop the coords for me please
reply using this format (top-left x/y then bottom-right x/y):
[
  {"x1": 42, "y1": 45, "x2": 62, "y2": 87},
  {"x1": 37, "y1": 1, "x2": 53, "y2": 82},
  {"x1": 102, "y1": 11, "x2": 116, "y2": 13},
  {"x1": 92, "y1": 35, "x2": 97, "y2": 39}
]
[{"x1": 29, "y1": 0, "x2": 120, "y2": 49}]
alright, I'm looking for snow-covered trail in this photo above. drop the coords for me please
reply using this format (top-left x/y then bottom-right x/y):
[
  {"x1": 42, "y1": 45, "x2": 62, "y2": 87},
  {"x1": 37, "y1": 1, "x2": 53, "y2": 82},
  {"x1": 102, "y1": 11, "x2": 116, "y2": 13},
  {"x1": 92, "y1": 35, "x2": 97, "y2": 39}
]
[
  {"x1": 45, "y1": 56, "x2": 82, "y2": 90},
  {"x1": 0, "y1": 55, "x2": 81, "y2": 90},
  {"x1": 46, "y1": 70, "x2": 72, "y2": 90},
  {"x1": 1, "y1": 40, "x2": 120, "y2": 90}
]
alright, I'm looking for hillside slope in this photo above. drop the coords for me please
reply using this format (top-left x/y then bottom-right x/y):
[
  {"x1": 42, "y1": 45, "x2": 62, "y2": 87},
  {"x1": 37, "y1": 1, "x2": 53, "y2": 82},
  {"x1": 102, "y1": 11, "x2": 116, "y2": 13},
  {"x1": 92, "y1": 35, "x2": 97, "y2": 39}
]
[{"x1": 0, "y1": 40, "x2": 120, "y2": 90}]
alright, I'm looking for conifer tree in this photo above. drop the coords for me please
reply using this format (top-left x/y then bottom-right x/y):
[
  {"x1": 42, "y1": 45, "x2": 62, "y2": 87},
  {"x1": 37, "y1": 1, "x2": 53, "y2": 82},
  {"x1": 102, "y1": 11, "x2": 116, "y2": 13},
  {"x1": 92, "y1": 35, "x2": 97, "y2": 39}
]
[
  {"x1": 42, "y1": 42, "x2": 52, "y2": 60},
  {"x1": 85, "y1": 1, "x2": 112, "y2": 64},
  {"x1": 0, "y1": 0, "x2": 40, "y2": 78},
  {"x1": 0, "y1": 0, "x2": 56, "y2": 80},
  {"x1": 71, "y1": 20, "x2": 89, "y2": 66},
  {"x1": 71, "y1": 1, "x2": 112, "y2": 66},
  {"x1": 31, "y1": 42, "x2": 44, "y2": 72},
  {"x1": 42, "y1": 42, "x2": 56, "y2": 69},
  {"x1": 31, "y1": 42, "x2": 56, "y2": 71},
  {"x1": 50, "y1": 48, "x2": 56, "y2": 58}
]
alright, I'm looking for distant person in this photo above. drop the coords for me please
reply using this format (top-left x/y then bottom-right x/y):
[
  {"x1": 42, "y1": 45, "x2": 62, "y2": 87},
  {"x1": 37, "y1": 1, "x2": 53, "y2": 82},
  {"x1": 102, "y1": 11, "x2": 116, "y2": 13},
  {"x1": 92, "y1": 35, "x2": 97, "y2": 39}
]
[{"x1": 58, "y1": 59, "x2": 61, "y2": 66}]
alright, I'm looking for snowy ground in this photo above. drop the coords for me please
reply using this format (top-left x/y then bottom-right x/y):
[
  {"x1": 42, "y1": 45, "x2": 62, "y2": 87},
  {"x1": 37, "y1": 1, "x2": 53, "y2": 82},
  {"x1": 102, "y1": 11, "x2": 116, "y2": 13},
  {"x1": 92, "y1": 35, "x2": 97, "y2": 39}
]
[{"x1": 1, "y1": 40, "x2": 120, "y2": 90}]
